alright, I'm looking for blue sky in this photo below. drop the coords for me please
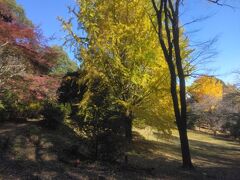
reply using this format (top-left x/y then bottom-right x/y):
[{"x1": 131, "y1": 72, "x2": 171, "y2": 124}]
[{"x1": 16, "y1": 0, "x2": 240, "y2": 84}]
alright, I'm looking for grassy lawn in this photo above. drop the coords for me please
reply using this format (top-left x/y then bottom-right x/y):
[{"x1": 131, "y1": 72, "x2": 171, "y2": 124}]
[
  {"x1": 0, "y1": 123, "x2": 239, "y2": 179},
  {"x1": 129, "y1": 128, "x2": 240, "y2": 179}
]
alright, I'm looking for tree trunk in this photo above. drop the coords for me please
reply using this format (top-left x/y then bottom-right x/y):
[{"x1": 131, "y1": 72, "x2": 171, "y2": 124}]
[
  {"x1": 171, "y1": 74, "x2": 193, "y2": 169},
  {"x1": 125, "y1": 110, "x2": 133, "y2": 142},
  {"x1": 151, "y1": 0, "x2": 193, "y2": 169},
  {"x1": 177, "y1": 119, "x2": 193, "y2": 169},
  {"x1": 178, "y1": 76, "x2": 193, "y2": 169}
]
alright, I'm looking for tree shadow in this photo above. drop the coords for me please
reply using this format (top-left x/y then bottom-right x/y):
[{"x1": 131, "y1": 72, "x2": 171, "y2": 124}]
[
  {"x1": 213, "y1": 135, "x2": 240, "y2": 143},
  {"x1": 127, "y1": 131, "x2": 240, "y2": 179},
  {"x1": 0, "y1": 122, "x2": 157, "y2": 179},
  {"x1": 1, "y1": 123, "x2": 240, "y2": 179}
]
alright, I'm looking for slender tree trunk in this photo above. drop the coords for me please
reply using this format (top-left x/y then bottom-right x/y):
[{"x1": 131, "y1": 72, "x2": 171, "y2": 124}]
[
  {"x1": 177, "y1": 71, "x2": 193, "y2": 169},
  {"x1": 151, "y1": 0, "x2": 193, "y2": 169},
  {"x1": 170, "y1": 72, "x2": 193, "y2": 169},
  {"x1": 125, "y1": 109, "x2": 133, "y2": 142},
  {"x1": 178, "y1": 123, "x2": 193, "y2": 168},
  {"x1": 172, "y1": 0, "x2": 193, "y2": 169}
]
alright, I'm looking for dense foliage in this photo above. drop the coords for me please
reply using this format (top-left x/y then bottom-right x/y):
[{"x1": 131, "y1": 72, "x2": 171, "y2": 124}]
[
  {"x1": 0, "y1": 0, "x2": 74, "y2": 122},
  {"x1": 58, "y1": 67, "x2": 126, "y2": 160},
  {"x1": 60, "y1": 0, "x2": 176, "y2": 141}
]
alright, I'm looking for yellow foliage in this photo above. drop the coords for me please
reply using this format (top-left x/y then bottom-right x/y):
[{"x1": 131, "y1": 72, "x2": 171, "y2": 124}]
[
  {"x1": 61, "y1": 0, "x2": 192, "y2": 133},
  {"x1": 28, "y1": 102, "x2": 42, "y2": 111},
  {"x1": 189, "y1": 76, "x2": 224, "y2": 102}
]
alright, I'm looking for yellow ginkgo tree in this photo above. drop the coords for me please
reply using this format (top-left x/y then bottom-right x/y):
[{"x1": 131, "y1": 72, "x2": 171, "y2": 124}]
[{"x1": 60, "y1": 0, "x2": 192, "y2": 142}]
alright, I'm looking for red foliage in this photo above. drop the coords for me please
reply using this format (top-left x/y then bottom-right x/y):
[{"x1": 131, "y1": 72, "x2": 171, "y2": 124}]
[
  {"x1": 0, "y1": 2, "x2": 58, "y2": 70},
  {"x1": 0, "y1": 2, "x2": 35, "y2": 46},
  {"x1": 0, "y1": 2, "x2": 61, "y2": 102},
  {"x1": 0, "y1": 22, "x2": 35, "y2": 43},
  {"x1": 7, "y1": 75, "x2": 61, "y2": 102},
  {"x1": 16, "y1": 44, "x2": 58, "y2": 70},
  {"x1": 22, "y1": 75, "x2": 61, "y2": 101}
]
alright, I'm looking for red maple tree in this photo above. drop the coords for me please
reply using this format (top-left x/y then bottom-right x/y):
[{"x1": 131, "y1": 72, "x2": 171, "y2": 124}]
[{"x1": 0, "y1": 2, "x2": 61, "y2": 102}]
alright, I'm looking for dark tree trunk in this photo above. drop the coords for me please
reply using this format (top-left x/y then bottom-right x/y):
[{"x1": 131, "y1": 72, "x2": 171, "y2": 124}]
[
  {"x1": 151, "y1": 0, "x2": 193, "y2": 169},
  {"x1": 170, "y1": 72, "x2": 193, "y2": 169},
  {"x1": 125, "y1": 110, "x2": 133, "y2": 142},
  {"x1": 177, "y1": 119, "x2": 193, "y2": 169},
  {"x1": 177, "y1": 67, "x2": 193, "y2": 169}
]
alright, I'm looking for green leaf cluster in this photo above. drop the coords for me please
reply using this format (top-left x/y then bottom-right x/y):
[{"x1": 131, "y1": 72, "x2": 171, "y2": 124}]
[{"x1": 49, "y1": 46, "x2": 78, "y2": 75}]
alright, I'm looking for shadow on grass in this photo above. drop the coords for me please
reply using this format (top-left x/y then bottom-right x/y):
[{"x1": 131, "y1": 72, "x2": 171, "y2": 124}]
[
  {"x1": 1, "y1": 123, "x2": 240, "y2": 179},
  {"x1": 213, "y1": 135, "x2": 240, "y2": 143},
  {"x1": 0, "y1": 122, "x2": 102, "y2": 179},
  {"x1": 0, "y1": 122, "x2": 164, "y2": 179},
  {"x1": 127, "y1": 131, "x2": 240, "y2": 179}
]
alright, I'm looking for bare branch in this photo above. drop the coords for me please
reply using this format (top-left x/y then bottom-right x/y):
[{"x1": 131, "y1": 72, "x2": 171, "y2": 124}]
[
  {"x1": 180, "y1": 15, "x2": 212, "y2": 28},
  {"x1": 208, "y1": 0, "x2": 235, "y2": 9}
]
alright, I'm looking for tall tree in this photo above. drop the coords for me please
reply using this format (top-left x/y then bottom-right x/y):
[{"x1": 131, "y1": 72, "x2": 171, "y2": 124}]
[
  {"x1": 0, "y1": 1, "x2": 34, "y2": 89},
  {"x1": 60, "y1": 0, "x2": 176, "y2": 142},
  {"x1": 151, "y1": 0, "x2": 193, "y2": 168},
  {"x1": 150, "y1": 0, "x2": 233, "y2": 169},
  {"x1": 0, "y1": 0, "x2": 33, "y2": 26}
]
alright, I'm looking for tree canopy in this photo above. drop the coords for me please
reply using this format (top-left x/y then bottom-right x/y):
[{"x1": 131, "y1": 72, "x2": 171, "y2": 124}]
[{"x1": 60, "y1": 0, "x2": 180, "y2": 138}]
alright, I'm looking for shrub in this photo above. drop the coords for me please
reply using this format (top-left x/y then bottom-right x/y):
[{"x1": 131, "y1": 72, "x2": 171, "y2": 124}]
[
  {"x1": 0, "y1": 90, "x2": 20, "y2": 121},
  {"x1": 23, "y1": 102, "x2": 43, "y2": 119},
  {"x1": 0, "y1": 100, "x2": 5, "y2": 122},
  {"x1": 58, "y1": 69, "x2": 126, "y2": 161},
  {"x1": 230, "y1": 119, "x2": 240, "y2": 138},
  {"x1": 58, "y1": 71, "x2": 86, "y2": 116},
  {"x1": 187, "y1": 110, "x2": 199, "y2": 130},
  {"x1": 0, "y1": 90, "x2": 45, "y2": 122},
  {"x1": 222, "y1": 117, "x2": 240, "y2": 138},
  {"x1": 75, "y1": 74, "x2": 125, "y2": 161},
  {"x1": 94, "y1": 132, "x2": 125, "y2": 162},
  {"x1": 41, "y1": 101, "x2": 70, "y2": 130}
]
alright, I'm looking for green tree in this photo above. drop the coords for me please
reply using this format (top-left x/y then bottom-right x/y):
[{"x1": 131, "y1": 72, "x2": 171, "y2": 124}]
[{"x1": 49, "y1": 46, "x2": 78, "y2": 75}]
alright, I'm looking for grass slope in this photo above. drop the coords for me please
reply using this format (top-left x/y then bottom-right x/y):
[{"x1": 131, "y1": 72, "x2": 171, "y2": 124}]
[
  {"x1": 130, "y1": 128, "x2": 240, "y2": 179},
  {"x1": 0, "y1": 123, "x2": 239, "y2": 179}
]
